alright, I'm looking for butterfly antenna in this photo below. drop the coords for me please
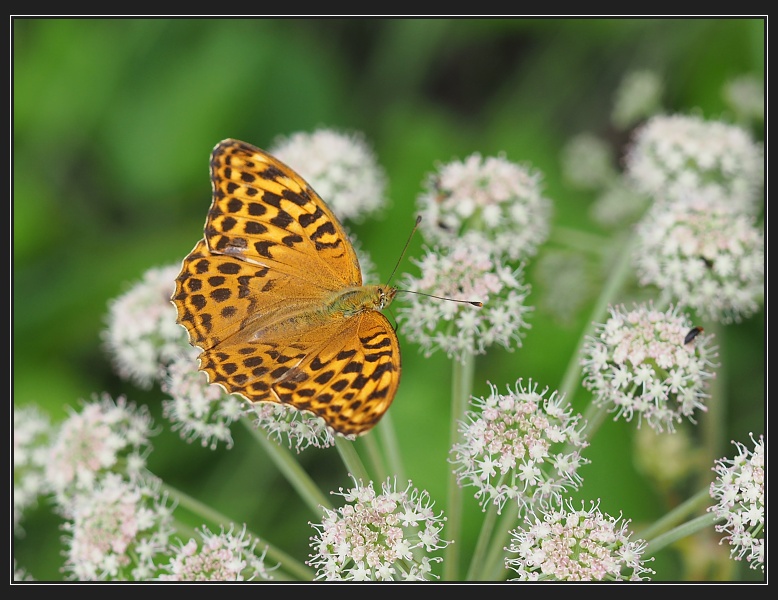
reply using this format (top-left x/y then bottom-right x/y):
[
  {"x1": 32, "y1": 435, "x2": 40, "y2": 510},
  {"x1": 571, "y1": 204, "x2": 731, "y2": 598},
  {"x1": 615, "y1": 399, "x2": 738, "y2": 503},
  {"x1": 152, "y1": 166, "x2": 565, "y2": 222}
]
[
  {"x1": 385, "y1": 215, "x2": 422, "y2": 287},
  {"x1": 397, "y1": 288, "x2": 483, "y2": 307},
  {"x1": 386, "y1": 215, "x2": 483, "y2": 308}
]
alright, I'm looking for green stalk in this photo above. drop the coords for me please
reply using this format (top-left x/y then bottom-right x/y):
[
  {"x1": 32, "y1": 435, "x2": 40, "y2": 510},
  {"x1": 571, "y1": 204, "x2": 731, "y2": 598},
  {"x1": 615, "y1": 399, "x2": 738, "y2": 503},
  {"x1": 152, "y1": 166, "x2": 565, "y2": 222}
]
[
  {"x1": 578, "y1": 400, "x2": 610, "y2": 444},
  {"x1": 242, "y1": 417, "x2": 332, "y2": 514},
  {"x1": 700, "y1": 322, "x2": 726, "y2": 491},
  {"x1": 359, "y1": 429, "x2": 389, "y2": 483},
  {"x1": 442, "y1": 351, "x2": 476, "y2": 581},
  {"x1": 377, "y1": 410, "x2": 406, "y2": 483},
  {"x1": 334, "y1": 436, "x2": 370, "y2": 484},
  {"x1": 643, "y1": 512, "x2": 721, "y2": 557},
  {"x1": 558, "y1": 232, "x2": 640, "y2": 403},
  {"x1": 550, "y1": 225, "x2": 613, "y2": 256},
  {"x1": 636, "y1": 487, "x2": 712, "y2": 542},
  {"x1": 483, "y1": 508, "x2": 521, "y2": 580},
  {"x1": 465, "y1": 501, "x2": 500, "y2": 581}
]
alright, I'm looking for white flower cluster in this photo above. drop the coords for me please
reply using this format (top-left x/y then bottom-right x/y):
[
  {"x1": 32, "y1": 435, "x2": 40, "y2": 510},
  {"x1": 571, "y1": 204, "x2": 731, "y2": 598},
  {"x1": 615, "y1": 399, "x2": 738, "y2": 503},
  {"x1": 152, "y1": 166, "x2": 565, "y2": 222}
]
[
  {"x1": 308, "y1": 477, "x2": 450, "y2": 580},
  {"x1": 625, "y1": 113, "x2": 763, "y2": 214},
  {"x1": 13, "y1": 405, "x2": 53, "y2": 531},
  {"x1": 450, "y1": 380, "x2": 588, "y2": 514},
  {"x1": 633, "y1": 204, "x2": 764, "y2": 324},
  {"x1": 708, "y1": 433, "x2": 764, "y2": 572},
  {"x1": 103, "y1": 263, "x2": 188, "y2": 388},
  {"x1": 158, "y1": 524, "x2": 274, "y2": 581},
  {"x1": 398, "y1": 243, "x2": 531, "y2": 362},
  {"x1": 247, "y1": 401, "x2": 336, "y2": 452},
  {"x1": 417, "y1": 152, "x2": 551, "y2": 261},
  {"x1": 581, "y1": 304, "x2": 718, "y2": 431},
  {"x1": 161, "y1": 351, "x2": 244, "y2": 450},
  {"x1": 46, "y1": 393, "x2": 157, "y2": 504},
  {"x1": 505, "y1": 498, "x2": 654, "y2": 581},
  {"x1": 611, "y1": 69, "x2": 664, "y2": 129},
  {"x1": 61, "y1": 473, "x2": 175, "y2": 580}
]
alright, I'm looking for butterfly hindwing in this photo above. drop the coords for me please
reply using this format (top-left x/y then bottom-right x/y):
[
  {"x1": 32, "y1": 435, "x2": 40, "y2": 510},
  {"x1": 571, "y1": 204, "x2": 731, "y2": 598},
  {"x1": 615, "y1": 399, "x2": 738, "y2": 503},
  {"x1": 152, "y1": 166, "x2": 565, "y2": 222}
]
[{"x1": 197, "y1": 309, "x2": 400, "y2": 437}]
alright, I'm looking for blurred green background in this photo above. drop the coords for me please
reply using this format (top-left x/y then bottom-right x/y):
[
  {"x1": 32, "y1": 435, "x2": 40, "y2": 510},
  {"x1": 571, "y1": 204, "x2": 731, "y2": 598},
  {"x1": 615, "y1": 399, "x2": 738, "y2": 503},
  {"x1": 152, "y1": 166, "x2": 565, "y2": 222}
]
[{"x1": 13, "y1": 18, "x2": 764, "y2": 581}]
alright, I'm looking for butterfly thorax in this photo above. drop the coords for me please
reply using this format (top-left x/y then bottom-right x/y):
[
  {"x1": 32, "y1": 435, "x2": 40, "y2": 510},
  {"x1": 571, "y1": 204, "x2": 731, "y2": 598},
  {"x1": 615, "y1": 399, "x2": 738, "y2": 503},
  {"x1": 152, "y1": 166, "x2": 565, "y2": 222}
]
[
  {"x1": 239, "y1": 285, "x2": 396, "y2": 343},
  {"x1": 327, "y1": 285, "x2": 397, "y2": 317}
]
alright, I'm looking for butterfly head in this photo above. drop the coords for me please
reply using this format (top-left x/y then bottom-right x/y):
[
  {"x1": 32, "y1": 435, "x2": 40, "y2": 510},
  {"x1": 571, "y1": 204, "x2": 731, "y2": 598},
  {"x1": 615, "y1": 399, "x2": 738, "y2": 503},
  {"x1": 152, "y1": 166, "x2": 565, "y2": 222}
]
[{"x1": 377, "y1": 286, "x2": 398, "y2": 310}]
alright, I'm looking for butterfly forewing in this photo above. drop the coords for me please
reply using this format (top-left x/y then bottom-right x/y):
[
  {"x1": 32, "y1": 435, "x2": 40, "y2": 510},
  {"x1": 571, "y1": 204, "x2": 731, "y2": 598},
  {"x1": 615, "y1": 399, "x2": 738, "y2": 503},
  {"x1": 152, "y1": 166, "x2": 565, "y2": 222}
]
[
  {"x1": 172, "y1": 138, "x2": 401, "y2": 436},
  {"x1": 206, "y1": 139, "x2": 361, "y2": 289}
]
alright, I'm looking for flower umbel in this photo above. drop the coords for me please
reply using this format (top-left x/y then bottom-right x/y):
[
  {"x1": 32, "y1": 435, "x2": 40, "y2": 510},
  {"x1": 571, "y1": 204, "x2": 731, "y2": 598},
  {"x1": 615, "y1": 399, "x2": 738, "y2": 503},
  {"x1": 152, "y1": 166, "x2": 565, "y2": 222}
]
[
  {"x1": 708, "y1": 433, "x2": 764, "y2": 572},
  {"x1": 580, "y1": 303, "x2": 718, "y2": 432},
  {"x1": 161, "y1": 350, "x2": 244, "y2": 450},
  {"x1": 103, "y1": 264, "x2": 189, "y2": 389},
  {"x1": 397, "y1": 242, "x2": 531, "y2": 363},
  {"x1": 46, "y1": 393, "x2": 158, "y2": 504},
  {"x1": 157, "y1": 524, "x2": 275, "y2": 581},
  {"x1": 589, "y1": 179, "x2": 650, "y2": 229},
  {"x1": 247, "y1": 402, "x2": 336, "y2": 452},
  {"x1": 450, "y1": 380, "x2": 588, "y2": 514},
  {"x1": 633, "y1": 203, "x2": 764, "y2": 324},
  {"x1": 561, "y1": 133, "x2": 618, "y2": 191},
  {"x1": 632, "y1": 424, "x2": 701, "y2": 491},
  {"x1": 307, "y1": 476, "x2": 450, "y2": 580},
  {"x1": 534, "y1": 250, "x2": 595, "y2": 325},
  {"x1": 722, "y1": 74, "x2": 764, "y2": 125},
  {"x1": 60, "y1": 474, "x2": 175, "y2": 581},
  {"x1": 624, "y1": 114, "x2": 763, "y2": 214},
  {"x1": 14, "y1": 404, "x2": 54, "y2": 532},
  {"x1": 417, "y1": 152, "x2": 551, "y2": 261},
  {"x1": 611, "y1": 69, "x2": 664, "y2": 130},
  {"x1": 505, "y1": 498, "x2": 655, "y2": 581}
]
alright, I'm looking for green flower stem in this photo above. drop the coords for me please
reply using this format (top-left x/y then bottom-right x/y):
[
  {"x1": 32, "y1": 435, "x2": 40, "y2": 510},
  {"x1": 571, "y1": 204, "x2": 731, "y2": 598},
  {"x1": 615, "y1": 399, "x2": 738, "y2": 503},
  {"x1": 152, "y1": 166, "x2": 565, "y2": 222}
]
[
  {"x1": 558, "y1": 232, "x2": 640, "y2": 404},
  {"x1": 377, "y1": 410, "x2": 406, "y2": 484},
  {"x1": 551, "y1": 225, "x2": 613, "y2": 257},
  {"x1": 643, "y1": 512, "x2": 721, "y2": 557},
  {"x1": 334, "y1": 435, "x2": 370, "y2": 484},
  {"x1": 160, "y1": 481, "x2": 313, "y2": 581},
  {"x1": 242, "y1": 417, "x2": 332, "y2": 514},
  {"x1": 465, "y1": 501, "x2": 500, "y2": 581},
  {"x1": 161, "y1": 480, "x2": 239, "y2": 528},
  {"x1": 359, "y1": 429, "x2": 388, "y2": 483},
  {"x1": 579, "y1": 399, "x2": 610, "y2": 445},
  {"x1": 636, "y1": 487, "x2": 712, "y2": 542},
  {"x1": 483, "y1": 508, "x2": 521, "y2": 580},
  {"x1": 700, "y1": 321, "x2": 726, "y2": 491},
  {"x1": 443, "y1": 351, "x2": 476, "y2": 581}
]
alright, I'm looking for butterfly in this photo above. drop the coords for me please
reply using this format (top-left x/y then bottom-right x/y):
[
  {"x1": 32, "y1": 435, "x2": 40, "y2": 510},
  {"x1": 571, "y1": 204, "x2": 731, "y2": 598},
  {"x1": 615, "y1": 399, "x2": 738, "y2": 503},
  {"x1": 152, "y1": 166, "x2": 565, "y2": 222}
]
[{"x1": 172, "y1": 139, "x2": 400, "y2": 436}]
